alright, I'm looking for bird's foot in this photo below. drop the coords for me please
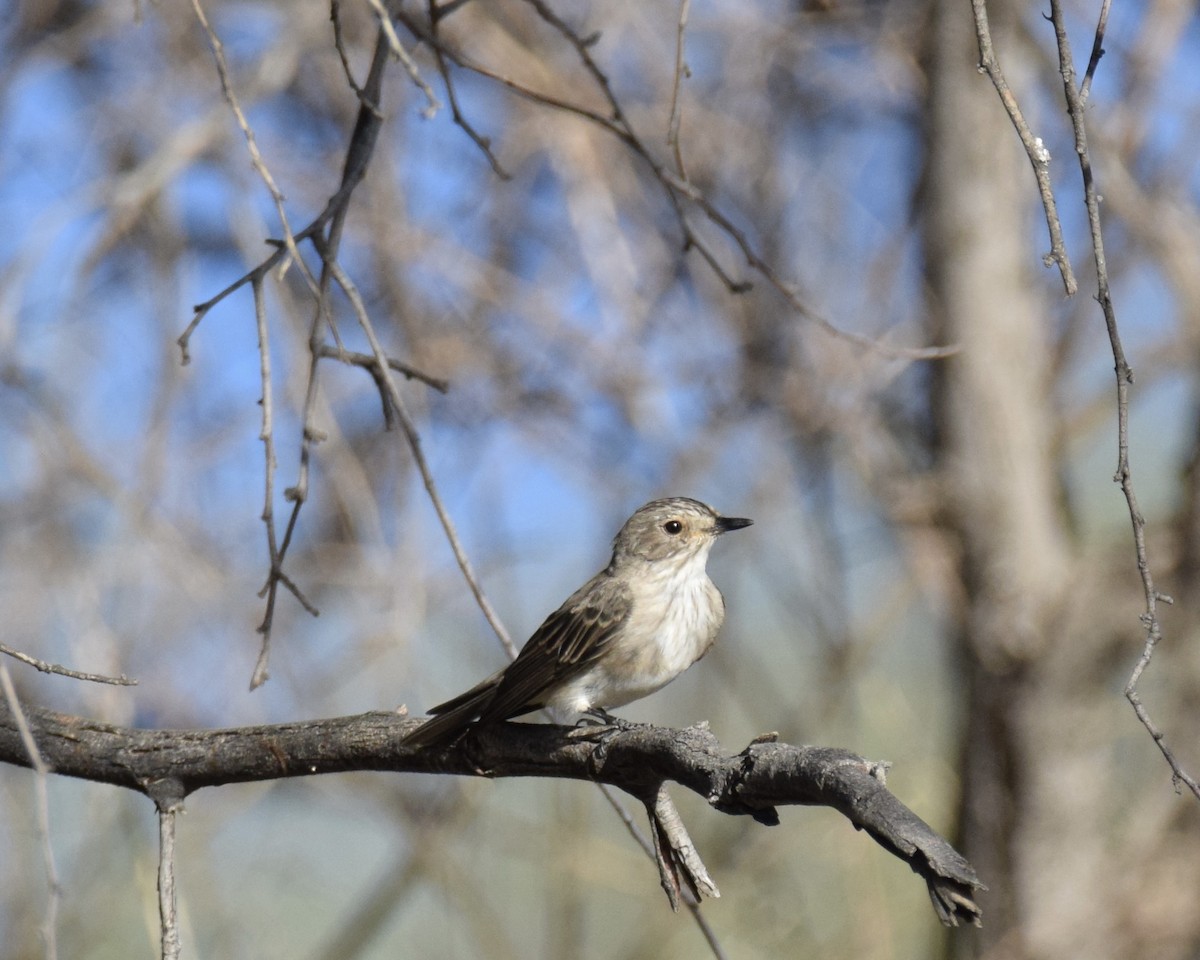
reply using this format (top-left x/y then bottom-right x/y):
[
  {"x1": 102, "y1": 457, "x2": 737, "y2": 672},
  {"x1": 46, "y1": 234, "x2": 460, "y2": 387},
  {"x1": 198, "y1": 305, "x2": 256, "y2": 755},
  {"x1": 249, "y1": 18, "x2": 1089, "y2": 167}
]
[{"x1": 568, "y1": 708, "x2": 641, "y2": 739}]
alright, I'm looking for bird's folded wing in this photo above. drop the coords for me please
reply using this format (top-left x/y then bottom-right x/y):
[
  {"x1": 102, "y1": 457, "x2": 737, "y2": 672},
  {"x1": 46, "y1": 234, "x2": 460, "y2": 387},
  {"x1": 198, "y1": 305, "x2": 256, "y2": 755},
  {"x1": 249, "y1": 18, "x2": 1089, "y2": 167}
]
[{"x1": 476, "y1": 575, "x2": 634, "y2": 723}]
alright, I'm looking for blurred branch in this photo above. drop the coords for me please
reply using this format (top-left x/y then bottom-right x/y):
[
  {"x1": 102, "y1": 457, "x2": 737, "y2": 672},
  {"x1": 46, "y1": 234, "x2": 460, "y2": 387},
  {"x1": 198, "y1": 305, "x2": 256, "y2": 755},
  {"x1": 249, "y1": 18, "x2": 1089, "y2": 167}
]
[
  {"x1": 149, "y1": 782, "x2": 186, "y2": 960},
  {"x1": 666, "y1": 0, "x2": 691, "y2": 180},
  {"x1": 426, "y1": 0, "x2": 511, "y2": 178},
  {"x1": 0, "y1": 643, "x2": 137, "y2": 687},
  {"x1": 1046, "y1": 0, "x2": 1199, "y2": 800},
  {"x1": 0, "y1": 704, "x2": 985, "y2": 928},
  {"x1": 313, "y1": 238, "x2": 518, "y2": 659},
  {"x1": 181, "y1": 18, "x2": 482, "y2": 686},
  {"x1": 190, "y1": 0, "x2": 323, "y2": 307},
  {"x1": 0, "y1": 665, "x2": 60, "y2": 960},
  {"x1": 1080, "y1": 0, "x2": 1111, "y2": 104},
  {"x1": 391, "y1": 6, "x2": 957, "y2": 362},
  {"x1": 971, "y1": 0, "x2": 1077, "y2": 294},
  {"x1": 366, "y1": 0, "x2": 441, "y2": 118}
]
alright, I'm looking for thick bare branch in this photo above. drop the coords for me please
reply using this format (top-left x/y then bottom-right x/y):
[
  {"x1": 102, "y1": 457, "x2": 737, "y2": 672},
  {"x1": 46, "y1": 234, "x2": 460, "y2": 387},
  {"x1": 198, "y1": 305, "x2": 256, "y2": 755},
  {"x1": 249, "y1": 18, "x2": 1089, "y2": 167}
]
[{"x1": 0, "y1": 702, "x2": 983, "y2": 927}]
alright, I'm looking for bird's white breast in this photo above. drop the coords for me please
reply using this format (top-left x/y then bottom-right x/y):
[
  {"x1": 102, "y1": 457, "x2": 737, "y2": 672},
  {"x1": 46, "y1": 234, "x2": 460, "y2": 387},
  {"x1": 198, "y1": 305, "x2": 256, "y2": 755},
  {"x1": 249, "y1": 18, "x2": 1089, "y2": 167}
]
[{"x1": 546, "y1": 546, "x2": 725, "y2": 713}]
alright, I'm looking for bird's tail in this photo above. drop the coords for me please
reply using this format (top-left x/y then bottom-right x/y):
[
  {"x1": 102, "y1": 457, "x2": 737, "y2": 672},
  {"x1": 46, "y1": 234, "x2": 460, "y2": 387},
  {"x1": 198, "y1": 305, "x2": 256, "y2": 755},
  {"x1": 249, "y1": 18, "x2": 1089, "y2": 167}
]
[{"x1": 401, "y1": 674, "x2": 501, "y2": 748}]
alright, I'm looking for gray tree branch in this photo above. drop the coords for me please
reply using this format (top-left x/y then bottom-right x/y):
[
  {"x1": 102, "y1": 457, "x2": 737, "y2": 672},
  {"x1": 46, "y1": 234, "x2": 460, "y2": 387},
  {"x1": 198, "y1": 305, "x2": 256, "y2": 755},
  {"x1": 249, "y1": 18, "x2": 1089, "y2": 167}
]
[{"x1": 0, "y1": 702, "x2": 983, "y2": 927}]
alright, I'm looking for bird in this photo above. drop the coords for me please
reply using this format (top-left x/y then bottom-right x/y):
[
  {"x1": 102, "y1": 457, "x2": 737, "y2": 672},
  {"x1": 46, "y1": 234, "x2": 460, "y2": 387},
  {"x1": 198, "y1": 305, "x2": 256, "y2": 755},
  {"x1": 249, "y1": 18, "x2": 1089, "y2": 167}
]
[{"x1": 402, "y1": 496, "x2": 752, "y2": 747}]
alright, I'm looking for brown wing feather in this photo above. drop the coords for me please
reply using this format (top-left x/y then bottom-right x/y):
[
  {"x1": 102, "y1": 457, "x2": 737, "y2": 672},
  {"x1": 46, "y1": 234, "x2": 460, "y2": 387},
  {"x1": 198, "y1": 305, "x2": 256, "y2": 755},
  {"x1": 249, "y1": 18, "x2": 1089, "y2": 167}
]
[
  {"x1": 474, "y1": 574, "x2": 632, "y2": 724},
  {"x1": 402, "y1": 573, "x2": 631, "y2": 747}
]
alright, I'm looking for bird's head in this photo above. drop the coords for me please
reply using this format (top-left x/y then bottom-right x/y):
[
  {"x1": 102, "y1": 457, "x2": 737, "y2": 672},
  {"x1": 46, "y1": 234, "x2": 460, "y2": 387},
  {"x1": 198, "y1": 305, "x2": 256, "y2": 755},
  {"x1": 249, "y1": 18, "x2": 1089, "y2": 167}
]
[{"x1": 612, "y1": 497, "x2": 752, "y2": 564}]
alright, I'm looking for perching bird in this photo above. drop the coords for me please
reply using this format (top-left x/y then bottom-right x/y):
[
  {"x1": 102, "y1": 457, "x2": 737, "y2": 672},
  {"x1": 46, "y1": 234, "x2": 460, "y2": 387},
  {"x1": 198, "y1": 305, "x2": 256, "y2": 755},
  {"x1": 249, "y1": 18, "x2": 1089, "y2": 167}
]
[{"x1": 402, "y1": 497, "x2": 752, "y2": 747}]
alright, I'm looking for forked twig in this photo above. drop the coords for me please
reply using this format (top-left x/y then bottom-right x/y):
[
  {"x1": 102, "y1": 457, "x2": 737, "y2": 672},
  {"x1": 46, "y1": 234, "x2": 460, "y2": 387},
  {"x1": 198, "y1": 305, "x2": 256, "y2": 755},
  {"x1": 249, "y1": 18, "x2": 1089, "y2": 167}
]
[
  {"x1": 0, "y1": 643, "x2": 136, "y2": 686},
  {"x1": 1046, "y1": 0, "x2": 1198, "y2": 799},
  {"x1": 971, "y1": 0, "x2": 1076, "y2": 295},
  {"x1": 392, "y1": 6, "x2": 956, "y2": 362}
]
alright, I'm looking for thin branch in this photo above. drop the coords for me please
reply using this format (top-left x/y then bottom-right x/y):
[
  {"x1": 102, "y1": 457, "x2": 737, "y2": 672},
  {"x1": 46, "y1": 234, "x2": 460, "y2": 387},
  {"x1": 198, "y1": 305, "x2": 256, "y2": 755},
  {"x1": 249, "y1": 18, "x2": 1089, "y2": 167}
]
[
  {"x1": 971, "y1": 0, "x2": 1077, "y2": 295},
  {"x1": 666, "y1": 0, "x2": 692, "y2": 181},
  {"x1": 1079, "y1": 0, "x2": 1112, "y2": 104},
  {"x1": 316, "y1": 343, "x2": 450, "y2": 393},
  {"x1": 314, "y1": 239, "x2": 517, "y2": 657},
  {"x1": 366, "y1": 0, "x2": 441, "y2": 118},
  {"x1": 0, "y1": 643, "x2": 137, "y2": 686},
  {"x1": 392, "y1": 9, "x2": 956, "y2": 362},
  {"x1": 646, "y1": 783, "x2": 718, "y2": 909},
  {"x1": 190, "y1": 0, "x2": 323, "y2": 310},
  {"x1": 425, "y1": 0, "x2": 511, "y2": 179},
  {"x1": 0, "y1": 664, "x2": 60, "y2": 960},
  {"x1": 0, "y1": 704, "x2": 985, "y2": 928},
  {"x1": 1046, "y1": 0, "x2": 1199, "y2": 800},
  {"x1": 330, "y1": 0, "x2": 375, "y2": 108},
  {"x1": 591, "y1": 782, "x2": 728, "y2": 955},
  {"x1": 156, "y1": 802, "x2": 183, "y2": 960}
]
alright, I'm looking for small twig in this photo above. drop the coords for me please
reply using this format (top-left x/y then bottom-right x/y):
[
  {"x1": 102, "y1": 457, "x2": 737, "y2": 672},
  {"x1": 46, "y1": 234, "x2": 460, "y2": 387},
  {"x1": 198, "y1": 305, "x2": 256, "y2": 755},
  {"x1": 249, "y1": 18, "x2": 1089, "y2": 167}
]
[
  {"x1": 249, "y1": 276, "x2": 285, "y2": 691},
  {"x1": 366, "y1": 0, "x2": 441, "y2": 118},
  {"x1": 330, "y1": 0, "x2": 375, "y2": 109},
  {"x1": 314, "y1": 239, "x2": 517, "y2": 657},
  {"x1": 1047, "y1": 0, "x2": 1200, "y2": 800},
  {"x1": 317, "y1": 343, "x2": 450, "y2": 393},
  {"x1": 0, "y1": 643, "x2": 137, "y2": 686},
  {"x1": 148, "y1": 780, "x2": 186, "y2": 960},
  {"x1": 250, "y1": 24, "x2": 395, "y2": 687},
  {"x1": 190, "y1": 0, "x2": 323, "y2": 310},
  {"x1": 646, "y1": 783, "x2": 719, "y2": 910},
  {"x1": 593, "y1": 782, "x2": 727, "y2": 955},
  {"x1": 1079, "y1": 0, "x2": 1111, "y2": 104},
  {"x1": 0, "y1": 663, "x2": 60, "y2": 960},
  {"x1": 395, "y1": 6, "x2": 956, "y2": 362},
  {"x1": 158, "y1": 807, "x2": 182, "y2": 960},
  {"x1": 970, "y1": 0, "x2": 1077, "y2": 295},
  {"x1": 666, "y1": 0, "x2": 692, "y2": 181},
  {"x1": 426, "y1": 0, "x2": 511, "y2": 179}
]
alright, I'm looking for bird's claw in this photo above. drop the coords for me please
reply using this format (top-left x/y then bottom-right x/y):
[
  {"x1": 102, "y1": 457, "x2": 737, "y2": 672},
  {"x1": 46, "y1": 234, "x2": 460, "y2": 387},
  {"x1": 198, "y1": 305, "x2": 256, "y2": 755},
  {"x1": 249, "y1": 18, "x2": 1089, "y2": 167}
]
[{"x1": 569, "y1": 708, "x2": 640, "y2": 734}]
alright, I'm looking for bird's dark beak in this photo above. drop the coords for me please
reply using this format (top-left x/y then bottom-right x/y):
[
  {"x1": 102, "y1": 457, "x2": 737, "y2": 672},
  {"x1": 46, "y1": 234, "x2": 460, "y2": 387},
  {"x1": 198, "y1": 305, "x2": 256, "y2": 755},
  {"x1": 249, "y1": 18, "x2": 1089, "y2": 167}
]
[{"x1": 716, "y1": 515, "x2": 753, "y2": 534}]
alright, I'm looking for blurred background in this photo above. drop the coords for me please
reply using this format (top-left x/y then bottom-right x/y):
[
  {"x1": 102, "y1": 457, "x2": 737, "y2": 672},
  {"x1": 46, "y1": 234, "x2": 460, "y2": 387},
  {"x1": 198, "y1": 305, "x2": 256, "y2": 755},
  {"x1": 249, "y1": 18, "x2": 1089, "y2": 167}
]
[{"x1": 2, "y1": 0, "x2": 1199, "y2": 957}]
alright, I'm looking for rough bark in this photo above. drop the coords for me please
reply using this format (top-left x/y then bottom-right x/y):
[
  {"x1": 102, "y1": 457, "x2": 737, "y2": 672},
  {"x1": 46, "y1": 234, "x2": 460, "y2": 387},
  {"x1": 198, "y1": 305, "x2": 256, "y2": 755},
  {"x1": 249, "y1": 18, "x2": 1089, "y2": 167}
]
[{"x1": 0, "y1": 701, "x2": 983, "y2": 925}]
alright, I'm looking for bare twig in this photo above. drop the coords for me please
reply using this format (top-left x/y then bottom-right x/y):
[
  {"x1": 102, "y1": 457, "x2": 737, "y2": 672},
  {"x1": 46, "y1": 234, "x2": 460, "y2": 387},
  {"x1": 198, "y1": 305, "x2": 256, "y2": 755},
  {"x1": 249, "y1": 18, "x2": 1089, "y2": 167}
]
[
  {"x1": 666, "y1": 0, "x2": 692, "y2": 181},
  {"x1": 366, "y1": 0, "x2": 441, "y2": 118},
  {"x1": 392, "y1": 8, "x2": 956, "y2": 362},
  {"x1": 971, "y1": 0, "x2": 1077, "y2": 295},
  {"x1": 646, "y1": 783, "x2": 719, "y2": 909},
  {"x1": 330, "y1": 0, "x2": 374, "y2": 108},
  {"x1": 147, "y1": 779, "x2": 186, "y2": 960},
  {"x1": 1080, "y1": 0, "x2": 1112, "y2": 104},
  {"x1": 0, "y1": 643, "x2": 136, "y2": 686},
  {"x1": 314, "y1": 240, "x2": 517, "y2": 657},
  {"x1": 0, "y1": 664, "x2": 59, "y2": 960},
  {"x1": 1046, "y1": 0, "x2": 1199, "y2": 800},
  {"x1": 249, "y1": 275, "x2": 285, "y2": 689},
  {"x1": 593, "y1": 782, "x2": 728, "y2": 957},
  {"x1": 425, "y1": 0, "x2": 511, "y2": 178},
  {"x1": 158, "y1": 807, "x2": 181, "y2": 960},
  {"x1": 317, "y1": 343, "x2": 450, "y2": 392},
  {"x1": 190, "y1": 0, "x2": 322, "y2": 308}
]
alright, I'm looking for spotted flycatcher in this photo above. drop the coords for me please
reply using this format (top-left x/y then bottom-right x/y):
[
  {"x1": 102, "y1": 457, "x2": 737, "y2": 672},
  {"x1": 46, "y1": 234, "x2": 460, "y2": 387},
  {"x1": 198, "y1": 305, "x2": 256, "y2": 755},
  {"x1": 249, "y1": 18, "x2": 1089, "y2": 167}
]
[{"x1": 402, "y1": 497, "x2": 752, "y2": 747}]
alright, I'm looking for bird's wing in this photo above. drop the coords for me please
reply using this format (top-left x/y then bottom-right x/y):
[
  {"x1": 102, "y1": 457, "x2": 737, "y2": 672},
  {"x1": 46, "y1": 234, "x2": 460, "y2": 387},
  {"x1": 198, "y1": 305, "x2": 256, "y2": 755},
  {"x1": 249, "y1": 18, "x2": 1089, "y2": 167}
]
[
  {"x1": 425, "y1": 668, "x2": 506, "y2": 717},
  {"x1": 476, "y1": 573, "x2": 633, "y2": 723}
]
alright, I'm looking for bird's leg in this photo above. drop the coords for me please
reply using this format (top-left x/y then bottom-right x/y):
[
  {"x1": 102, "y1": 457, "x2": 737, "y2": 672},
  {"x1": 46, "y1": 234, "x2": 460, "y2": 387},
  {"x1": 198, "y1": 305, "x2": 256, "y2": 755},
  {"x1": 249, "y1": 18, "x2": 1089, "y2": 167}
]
[
  {"x1": 567, "y1": 707, "x2": 642, "y2": 740},
  {"x1": 580, "y1": 707, "x2": 641, "y2": 730}
]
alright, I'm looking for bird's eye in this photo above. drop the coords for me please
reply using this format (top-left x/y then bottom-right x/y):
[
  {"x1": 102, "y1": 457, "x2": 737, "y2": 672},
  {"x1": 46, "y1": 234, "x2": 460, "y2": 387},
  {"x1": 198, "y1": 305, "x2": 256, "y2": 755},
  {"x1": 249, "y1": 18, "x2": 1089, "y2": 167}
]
[{"x1": 663, "y1": 520, "x2": 683, "y2": 535}]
